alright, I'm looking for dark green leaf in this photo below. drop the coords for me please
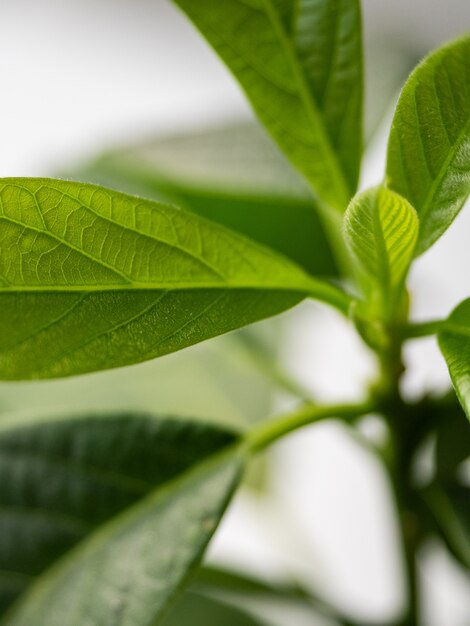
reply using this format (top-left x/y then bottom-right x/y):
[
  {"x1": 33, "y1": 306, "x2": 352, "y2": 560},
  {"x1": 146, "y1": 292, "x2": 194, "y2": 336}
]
[
  {"x1": 420, "y1": 483, "x2": 470, "y2": 571},
  {"x1": 424, "y1": 403, "x2": 470, "y2": 570},
  {"x1": 435, "y1": 401, "x2": 470, "y2": 478},
  {"x1": 343, "y1": 186, "x2": 418, "y2": 317},
  {"x1": 173, "y1": 0, "x2": 363, "y2": 212},
  {"x1": 0, "y1": 413, "x2": 242, "y2": 625},
  {"x1": 0, "y1": 178, "x2": 348, "y2": 380},
  {"x1": 80, "y1": 121, "x2": 337, "y2": 276},
  {"x1": 438, "y1": 298, "x2": 470, "y2": 419},
  {"x1": 386, "y1": 34, "x2": 470, "y2": 255}
]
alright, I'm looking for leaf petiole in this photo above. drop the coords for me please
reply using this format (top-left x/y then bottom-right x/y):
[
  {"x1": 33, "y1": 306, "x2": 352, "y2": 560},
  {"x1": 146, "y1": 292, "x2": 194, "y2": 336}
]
[
  {"x1": 245, "y1": 400, "x2": 375, "y2": 453},
  {"x1": 402, "y1": 319, "x2": 447, "y2": 339}
]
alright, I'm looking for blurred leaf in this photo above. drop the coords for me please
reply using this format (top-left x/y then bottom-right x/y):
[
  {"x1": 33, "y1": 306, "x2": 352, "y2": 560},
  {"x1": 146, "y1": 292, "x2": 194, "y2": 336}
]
[
  {"x1": 419, "y1": 400, "x2": 470, "y2": 571},
  {"x1": 343, "y1": 186, "x2": 418, "y2": 318},
  {"x1": 194, "y1": 565, "x2": 312, "y2": 603},
  {"x1": 439, "y1": 298, "x2": 470, "y2": 419},
  {"x1": 193, "y1": 565, "x2": 360, "y2": 626},
  {"x1": 0, "y1": 178, "x2": 349, "y2": 380},
  {"x1": 364, "y1": 41, "x2": 417, "y2": 142},
  {"x1": 435, "y1": 402, "x2": 470, "y2": 478},
  {"x1": 162, "y1": 592, "x2": 268, "y2": 626},
  {"x1": 81, "y1": 121, "x2": 337, "y2": 276},
  {"x1": 0, "y1": 412, "x2": 243, "y2": 624},
  {"x1": 173, "y1": 0, "x2": 363, "y2": 212},
  {"x1": 421, "y1": 483, "x2": 470, "y2": 571},
  {"x1": 386, "y1": 34, "x2": 470, "y2": 255}
]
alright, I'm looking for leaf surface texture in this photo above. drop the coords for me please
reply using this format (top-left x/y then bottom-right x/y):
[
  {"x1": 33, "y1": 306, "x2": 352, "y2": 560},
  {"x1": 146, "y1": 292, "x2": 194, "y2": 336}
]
[
  {"x1": 387, "y1": 34, "x2": 470, "y2": 254},
  {"x1": 0, "y1": 413, "x2": 242, "y2": 625},
  {"x1": 0, "y1": 178, "x2": 343, "y2": 379}
]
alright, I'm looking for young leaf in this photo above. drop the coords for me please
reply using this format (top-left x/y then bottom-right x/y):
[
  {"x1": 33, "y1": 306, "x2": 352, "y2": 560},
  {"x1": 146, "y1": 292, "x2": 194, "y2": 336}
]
[
  {"x1": 172, "y1": 0, "x2": 363, "y2": 211},
  {"x1": 80, "y1": 121, "x2": 338, "y2": 276},
  {"x1": 0, "y1": 178, "x2": 348, "y2": 380},
  {"x1": 439, "y1": 298, "x2": 470, "y2": 419},
  {"x1": 0, "y1": 413, "x2": 243, "y2": 625},
  {"x1": 343, "y1": 186, "x2": 418, "y2": 316},
  {"x1": 386, "y1": 34, "x2": 470, "y2": 255}
]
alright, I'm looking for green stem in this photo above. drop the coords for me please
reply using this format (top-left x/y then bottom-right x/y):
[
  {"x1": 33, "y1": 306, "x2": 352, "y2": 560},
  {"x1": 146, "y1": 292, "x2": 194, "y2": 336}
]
[
  {"x1": 402, "y1": 319, "x2": 446, "y2": 339},
  {"x1": 369, "y1": 317, "x2": 422, "y2": 625},
  {"x1": 389, "y1": 441, "x2": 421, "y2": 626},
  {"x1": 306, "y1": 277, "x2": 353, "y2": 316},
  {"x1": 246, "y1": 400, "x2": 374, "y2": 453}
]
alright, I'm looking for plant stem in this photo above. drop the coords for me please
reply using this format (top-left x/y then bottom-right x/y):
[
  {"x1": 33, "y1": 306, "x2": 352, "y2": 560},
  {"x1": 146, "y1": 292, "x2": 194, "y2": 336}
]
[
  {"x1": 402, "y1": 319, "x2": 446, "y2": 339},
  {"x1": 245, "y1": 400, "x2": 375, "y2": 453},
  {"x1": 389, "y1": 443, "x2": 421, "y2": 626},
  {"x1": 369, "y1": 315, "x2": 424, "y2": 625}
]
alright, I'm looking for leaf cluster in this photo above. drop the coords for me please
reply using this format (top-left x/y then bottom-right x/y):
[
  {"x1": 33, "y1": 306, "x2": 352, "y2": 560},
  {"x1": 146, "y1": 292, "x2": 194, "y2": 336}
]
[{"x1": 0, "y1": 2, "x2": 469, "y2": 625}]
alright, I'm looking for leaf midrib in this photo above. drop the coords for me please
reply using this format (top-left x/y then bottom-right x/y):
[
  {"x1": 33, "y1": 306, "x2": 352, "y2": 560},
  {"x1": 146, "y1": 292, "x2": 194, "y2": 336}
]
[
  {"x1": 371, "y1": 201, "x2": 391, "y2": 294},
  {"x1": 260, "y1": 0, "x2": 351, "y2": 209}
]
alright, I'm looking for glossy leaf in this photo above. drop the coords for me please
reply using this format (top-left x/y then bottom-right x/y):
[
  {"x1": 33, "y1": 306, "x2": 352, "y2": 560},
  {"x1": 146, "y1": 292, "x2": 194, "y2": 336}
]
[
  {"x1": 343, "y1": 186, "x2": 418, "y2": 316},
  {"x1": 81, "y1": 121, "x2": 337, "y2": 276},
  {"x1": 173, "y1": 0, "x2": 363, "y2": 211},
  {"x1": 0, "y1": 178, "x2": 348, "y2": 380},
  {"x1": 387, "y1": 34, "x2": 470, "y2": 255},
  {"x1": 0, "y1": 413, "x2": 242, "y2": 624},
  {"x1": 439, "y1": 298, "x2": 470, "y2": 419}
]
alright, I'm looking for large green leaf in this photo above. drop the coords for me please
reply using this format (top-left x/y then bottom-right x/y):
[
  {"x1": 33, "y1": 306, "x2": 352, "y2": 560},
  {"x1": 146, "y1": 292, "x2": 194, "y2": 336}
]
[
  {"x1": 439, "y1": 298, "x2": 470, "y2": 419},
  {"x1": 343, "y1": 186, "x2": 418, "y2": 317},
  {"x1": 0, "y1": 178, "x2": 348, "y2": 380},
  {"x1": 80, "y1": 121, "x2": 337, "y2": 276},
  {"x1": 173, "y1": 0, "x2": 363, "y2": 212},
  {"x1": 0, "y1": 413, "x2": 243, "y2": 625},
  {"x1": 386, "y1": 34, "x2": 470, "y2": 255}
]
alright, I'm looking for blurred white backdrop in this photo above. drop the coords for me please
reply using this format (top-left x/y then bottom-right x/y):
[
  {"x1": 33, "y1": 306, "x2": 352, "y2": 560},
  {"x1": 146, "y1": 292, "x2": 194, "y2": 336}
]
[{"x1": 1, "y1": 1, "x2": 469, "y2": 624}]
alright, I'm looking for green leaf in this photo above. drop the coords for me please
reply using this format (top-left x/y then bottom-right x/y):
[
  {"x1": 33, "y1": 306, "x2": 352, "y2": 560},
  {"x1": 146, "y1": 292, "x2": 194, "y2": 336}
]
[
  {"x1": 439, "y1": 298, "x2": 470, "y2": 419},
  {"x1": 0, "y1": 412, "x2": 243, "y2": 624},
  {"x1": 0, "y1": 178, "x2": 348, "y2": 380},
  {"x1": 343, "y1": 186, "x2": 418, "y2": 316},
  {"x1": 420, "y1": 483, "x2": 470, "y2": 571},
  {"x1": 422, "y1": 405, "x2": 470, "y2": 570},
  {"x1": 435, "y1": 402, "x2": 470, "y2": 478},
  {"x1": 79, "y1": 121, "x2": 338, "y2": 276},
  {"x1": 386, "y1": 34, "x2": 470, "y2": 255},
  {"x1": 162, "y1": 592, "x2": 268, "y2": 626},
  {"x1": 172, "y1": 0, "x2": 363, "y2": 212}
]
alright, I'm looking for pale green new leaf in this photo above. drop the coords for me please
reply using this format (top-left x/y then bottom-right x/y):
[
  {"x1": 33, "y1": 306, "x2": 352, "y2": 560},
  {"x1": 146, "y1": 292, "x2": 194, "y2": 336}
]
[
  {"x1": 439, "y1": 298, "x2": 470, "y2": 419},
  {"x1": 173, "y1": 0, "x2": 363, "y2": 212},
  {"x1": 343, "y1": 186, "x2": 418, "y2": 315},
  {"x1": 387, "y1": 34, "x2": 470, "y2": 255},
  {"x1": 0, "y1": 178, "x2": 348, "y2": 380},
  {"x1": 0, "y1": 413, "x2": 243, "y2": 625}
]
